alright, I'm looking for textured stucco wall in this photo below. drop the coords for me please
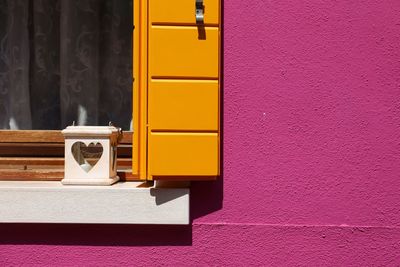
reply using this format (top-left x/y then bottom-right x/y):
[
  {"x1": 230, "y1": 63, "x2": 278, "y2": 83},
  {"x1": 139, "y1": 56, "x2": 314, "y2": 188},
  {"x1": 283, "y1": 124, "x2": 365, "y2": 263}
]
[{"x1": 1, "y1": 1, "x2": 400, "y2": 266}]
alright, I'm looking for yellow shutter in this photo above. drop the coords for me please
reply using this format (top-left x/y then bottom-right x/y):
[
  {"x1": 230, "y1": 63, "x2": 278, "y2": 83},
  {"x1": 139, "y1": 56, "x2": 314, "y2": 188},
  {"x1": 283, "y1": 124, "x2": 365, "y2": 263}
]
[{"x1": 133, "y1": 0, "x2": 220, "y2": 180}]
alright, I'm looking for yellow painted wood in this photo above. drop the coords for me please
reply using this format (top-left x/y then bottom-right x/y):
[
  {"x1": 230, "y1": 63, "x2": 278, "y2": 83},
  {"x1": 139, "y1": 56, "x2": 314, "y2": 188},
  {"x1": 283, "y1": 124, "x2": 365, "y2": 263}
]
[
  {"x1": 148, "y1": 133, "x2": 219, "y2": 176},
  {"x1": 132, "y1": 1, "x2": 139, "y2": 175},
  {"x1": 139, "y1": 0, "x2": 149, "y2": 180},
  {"x1": 150, "y1": 0, "x2": 219, "y2": 25},
  {"x1": 132, "y1": 0, "x2": 148, "y2": 179},
  {"x1": 149, "y1": 26, "x2": 219, "y2": 79},
  {"x1": 132, "y1": 0, "x2": 220, "y2": 180},
  {"x1": 149, "y1": 80, "x2": 219, "y2": 131}
]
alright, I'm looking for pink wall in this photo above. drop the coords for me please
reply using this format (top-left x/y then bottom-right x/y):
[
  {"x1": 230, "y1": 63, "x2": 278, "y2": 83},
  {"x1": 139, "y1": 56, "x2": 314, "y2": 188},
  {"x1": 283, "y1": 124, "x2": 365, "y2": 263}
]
[{"x1": 1, "y1": 1, "x2": 400, "y2": 265}]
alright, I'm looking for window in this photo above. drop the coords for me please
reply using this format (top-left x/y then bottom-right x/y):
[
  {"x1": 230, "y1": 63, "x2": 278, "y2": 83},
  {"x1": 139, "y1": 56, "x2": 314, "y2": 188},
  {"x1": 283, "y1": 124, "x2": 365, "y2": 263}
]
[
  {"x1": 0, "y1": 0, "x2": 133, "y2": 130},
  {"x1": 0, "y1": 0, "x2": 135, "y2": 180},
  {"x1": 0, "y1": 0, "x2": 221, "y2": 181}
]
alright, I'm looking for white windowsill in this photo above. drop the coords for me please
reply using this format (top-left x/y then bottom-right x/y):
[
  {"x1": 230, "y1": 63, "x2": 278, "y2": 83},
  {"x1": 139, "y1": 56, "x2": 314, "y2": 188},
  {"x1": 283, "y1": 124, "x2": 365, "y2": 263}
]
[{"x1": 0, "y1": 181, "x2": 189, "y2": 225}]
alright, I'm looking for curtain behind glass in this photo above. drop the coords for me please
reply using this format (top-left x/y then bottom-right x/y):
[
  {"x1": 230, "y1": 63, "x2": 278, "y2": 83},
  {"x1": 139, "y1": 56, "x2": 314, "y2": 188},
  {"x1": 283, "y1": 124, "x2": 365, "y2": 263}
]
[{"x1": 0, "y1": 0, "x2": 132, "y2": 130}]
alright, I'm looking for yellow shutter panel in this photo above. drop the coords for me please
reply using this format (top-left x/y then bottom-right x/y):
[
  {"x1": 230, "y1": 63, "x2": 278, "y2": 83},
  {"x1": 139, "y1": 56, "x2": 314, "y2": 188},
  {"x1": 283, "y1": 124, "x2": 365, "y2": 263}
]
[
  {"x1": 149, "y1": 26, "x2": 219, "y2": 78},
  {"x1": 149, "y1": 133, "x2": 219, "y2": 176},
  {"x1": 149, "y1": 80, "x2": 219, "y2": 131},
  {"x1": 134, "y1": 0, "x2": 220, "y2": 180}
]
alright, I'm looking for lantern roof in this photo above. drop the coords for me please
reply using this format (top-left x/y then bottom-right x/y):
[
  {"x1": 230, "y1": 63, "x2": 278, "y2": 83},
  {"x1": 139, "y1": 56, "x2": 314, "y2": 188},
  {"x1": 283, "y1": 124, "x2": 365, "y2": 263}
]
[{"x1": 62, "y1": 126, "x2": 121, "y2": 139}]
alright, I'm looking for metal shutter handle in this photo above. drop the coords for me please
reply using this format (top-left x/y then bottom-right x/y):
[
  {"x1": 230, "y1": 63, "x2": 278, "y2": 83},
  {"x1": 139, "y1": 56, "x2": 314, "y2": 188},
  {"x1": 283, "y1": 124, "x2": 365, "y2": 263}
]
[{"x1": 195, "y1": 0, "x2": 204, "y2": 24}]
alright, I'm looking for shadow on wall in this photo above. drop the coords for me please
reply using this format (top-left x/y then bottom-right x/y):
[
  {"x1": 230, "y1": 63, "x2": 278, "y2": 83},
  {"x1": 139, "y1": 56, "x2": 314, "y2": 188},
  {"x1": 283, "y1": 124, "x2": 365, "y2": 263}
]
[
  {"x1": 190, "y1": 177, "x2": 223, "y2": 222},
  {"x1": 0, "y1": 224, "x2": 192, "y2": 246}
]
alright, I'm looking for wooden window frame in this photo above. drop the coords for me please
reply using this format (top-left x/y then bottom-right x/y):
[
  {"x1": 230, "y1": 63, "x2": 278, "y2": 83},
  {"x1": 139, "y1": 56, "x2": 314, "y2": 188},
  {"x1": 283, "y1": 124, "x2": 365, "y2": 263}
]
[{"x1": 0, "y1": 130, "x2": 138, "y2": 181}]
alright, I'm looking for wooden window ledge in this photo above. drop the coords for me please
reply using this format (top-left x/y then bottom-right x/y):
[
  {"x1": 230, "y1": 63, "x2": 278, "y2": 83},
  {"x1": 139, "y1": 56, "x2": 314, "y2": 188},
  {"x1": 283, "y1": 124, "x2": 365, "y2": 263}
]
[
  {"x1": 0, "y1": 130, "x2": 138, "y2": 181},
  {"x1": 0, "y1": 181, "x2": 189, "y2": 224}
]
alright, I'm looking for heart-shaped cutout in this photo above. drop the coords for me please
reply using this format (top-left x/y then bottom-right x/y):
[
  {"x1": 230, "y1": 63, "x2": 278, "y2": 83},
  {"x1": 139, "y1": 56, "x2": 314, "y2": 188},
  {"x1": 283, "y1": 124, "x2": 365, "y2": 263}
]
[{"x1": 71, "y1": 142, "x2": 103, "y2": 172}]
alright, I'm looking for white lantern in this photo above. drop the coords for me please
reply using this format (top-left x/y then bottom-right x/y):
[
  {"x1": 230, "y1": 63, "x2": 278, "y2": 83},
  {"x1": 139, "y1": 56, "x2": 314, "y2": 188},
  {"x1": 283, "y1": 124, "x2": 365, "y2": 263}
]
[{"x1": 61, "y1": 125, "x2": 122, "y2": 185}]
